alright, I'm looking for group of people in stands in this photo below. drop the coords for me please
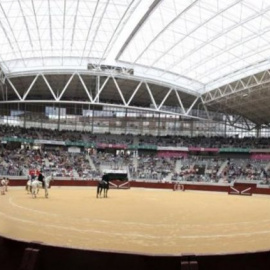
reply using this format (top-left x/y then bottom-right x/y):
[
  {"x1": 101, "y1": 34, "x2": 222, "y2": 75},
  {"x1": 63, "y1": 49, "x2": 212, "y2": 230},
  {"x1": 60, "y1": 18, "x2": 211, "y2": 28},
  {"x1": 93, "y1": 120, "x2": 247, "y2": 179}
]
[
  {"x1": 0, "y1": 146, "x2": 269, "y2": 186},
  {"x1": 2, "y1": 124, "x2": 270, "y2": 148},
  {"x1": 1, "y1": 125, "x2": 270, "y2": 185}
]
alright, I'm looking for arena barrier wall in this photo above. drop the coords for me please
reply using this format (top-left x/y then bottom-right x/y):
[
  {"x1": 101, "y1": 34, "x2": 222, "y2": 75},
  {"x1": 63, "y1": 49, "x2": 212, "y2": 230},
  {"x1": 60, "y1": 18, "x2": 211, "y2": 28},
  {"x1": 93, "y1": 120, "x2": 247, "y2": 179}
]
[
  {"x1": 1, "y1": 234, "x2": 270, "y2": 270},
  {"x1": 6, "y1": 178, "x2": 270, "y2": 195}
]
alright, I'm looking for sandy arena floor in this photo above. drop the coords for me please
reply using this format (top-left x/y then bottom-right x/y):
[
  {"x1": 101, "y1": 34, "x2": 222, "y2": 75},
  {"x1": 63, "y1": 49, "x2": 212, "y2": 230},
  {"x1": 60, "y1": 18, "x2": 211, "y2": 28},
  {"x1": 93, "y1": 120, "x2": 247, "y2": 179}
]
[{"x1": 1, "y1": 186, "x2": 270, "y2": 255}]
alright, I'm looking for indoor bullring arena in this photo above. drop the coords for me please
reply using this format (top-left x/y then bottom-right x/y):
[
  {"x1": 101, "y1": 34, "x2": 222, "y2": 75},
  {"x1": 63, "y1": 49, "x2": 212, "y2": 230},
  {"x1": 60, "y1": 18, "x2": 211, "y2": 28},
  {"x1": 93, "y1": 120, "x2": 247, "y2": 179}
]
[{"x1": 1, "y1": 1, "x2": 270, "y2": 269}]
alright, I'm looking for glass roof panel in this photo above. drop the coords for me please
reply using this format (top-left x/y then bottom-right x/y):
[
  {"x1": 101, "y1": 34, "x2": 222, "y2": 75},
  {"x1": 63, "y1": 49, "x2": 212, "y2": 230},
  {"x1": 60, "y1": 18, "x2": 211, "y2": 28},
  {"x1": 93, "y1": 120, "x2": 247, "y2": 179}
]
[
  {"x1": 0, "y1": 0, "x2": 136, "y2": 68},
  {"x1": 119, "y1": 0, "x2": 270, "y2": 92},
  {"x1": 1, "y1": 0, "x2": 270, "y2": 94}
]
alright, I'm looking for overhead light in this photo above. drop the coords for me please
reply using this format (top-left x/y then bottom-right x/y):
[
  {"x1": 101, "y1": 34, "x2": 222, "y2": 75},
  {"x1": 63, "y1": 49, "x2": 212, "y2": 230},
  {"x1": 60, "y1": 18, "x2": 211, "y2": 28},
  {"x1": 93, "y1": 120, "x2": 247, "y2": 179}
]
[{"x1": 87, "y1": 64, "x2": 134, "y2": 75}]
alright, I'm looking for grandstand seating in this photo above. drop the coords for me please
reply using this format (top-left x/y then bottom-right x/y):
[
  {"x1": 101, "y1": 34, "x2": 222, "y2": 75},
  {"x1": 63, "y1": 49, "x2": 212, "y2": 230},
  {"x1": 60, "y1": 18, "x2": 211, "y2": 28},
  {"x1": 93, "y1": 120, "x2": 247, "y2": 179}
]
[{"x1": 1, "y1": 124, "x2": 270, "y2": 185}]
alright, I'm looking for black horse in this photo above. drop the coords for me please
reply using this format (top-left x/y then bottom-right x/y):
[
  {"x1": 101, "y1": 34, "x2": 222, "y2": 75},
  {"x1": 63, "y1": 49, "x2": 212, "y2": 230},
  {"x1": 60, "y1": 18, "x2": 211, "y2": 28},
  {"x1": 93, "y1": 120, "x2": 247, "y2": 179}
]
[{"x1": 97, "y1": 174, "x2": 110, "y2": 198}]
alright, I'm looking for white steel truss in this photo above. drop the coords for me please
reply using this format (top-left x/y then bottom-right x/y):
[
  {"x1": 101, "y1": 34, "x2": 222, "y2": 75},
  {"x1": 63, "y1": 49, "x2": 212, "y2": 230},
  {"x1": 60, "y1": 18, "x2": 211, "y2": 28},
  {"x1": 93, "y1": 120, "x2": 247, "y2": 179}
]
[
  {"x1": 202, "y1": 70, "x2": 270, "y2": 104},
  {"x1": 0, "y1": 71, "x2": 208, "y2": 121},
  {"x1": 200, "y1": 69, "x2": 270, "y2": 125}
]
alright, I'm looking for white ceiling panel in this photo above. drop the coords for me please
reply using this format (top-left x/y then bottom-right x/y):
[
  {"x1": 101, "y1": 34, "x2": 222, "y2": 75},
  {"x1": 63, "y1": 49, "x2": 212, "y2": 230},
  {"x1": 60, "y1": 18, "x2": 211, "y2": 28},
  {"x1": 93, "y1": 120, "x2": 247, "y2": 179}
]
[{"x1": 0, "y1": 0, "x2": 270, "y2": 94}]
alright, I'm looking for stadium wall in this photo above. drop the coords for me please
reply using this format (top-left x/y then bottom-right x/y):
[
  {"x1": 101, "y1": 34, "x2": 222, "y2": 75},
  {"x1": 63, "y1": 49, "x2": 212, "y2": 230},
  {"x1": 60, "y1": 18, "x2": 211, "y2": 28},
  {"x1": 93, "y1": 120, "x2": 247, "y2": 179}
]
[{"x1": 7, "y1": 178, "x2": 270, "y2": 195}]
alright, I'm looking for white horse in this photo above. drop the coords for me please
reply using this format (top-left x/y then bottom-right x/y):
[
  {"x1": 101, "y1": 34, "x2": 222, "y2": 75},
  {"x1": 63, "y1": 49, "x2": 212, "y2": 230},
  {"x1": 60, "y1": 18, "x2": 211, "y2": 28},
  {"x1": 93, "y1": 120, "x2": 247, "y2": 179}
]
[
  {"x1": 27, "y1": 175, "x2": 53, "y2": 198},
  {"x1": 1, "y1": 178, "x2": 9, "y2": 195},
  {"x1": 26, "y1": 178, "x2": 33, "y2": 194}
]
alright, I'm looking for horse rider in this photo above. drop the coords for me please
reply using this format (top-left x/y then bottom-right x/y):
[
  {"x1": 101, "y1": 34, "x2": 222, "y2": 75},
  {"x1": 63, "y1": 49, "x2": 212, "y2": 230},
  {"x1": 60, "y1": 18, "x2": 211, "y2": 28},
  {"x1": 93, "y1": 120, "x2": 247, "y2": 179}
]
[
  {"x1": 98, "y1": 174, "x2": 109, "y2": 188},
  {"x1": 97, "y1": 174, "x2": 110, "y2": 198},
  {"x1": 101, "y1": 174, "x2": 109, "y2": 184},
  {"x1": 38, "y1": 171, "x2": 45, "y2": 188}
]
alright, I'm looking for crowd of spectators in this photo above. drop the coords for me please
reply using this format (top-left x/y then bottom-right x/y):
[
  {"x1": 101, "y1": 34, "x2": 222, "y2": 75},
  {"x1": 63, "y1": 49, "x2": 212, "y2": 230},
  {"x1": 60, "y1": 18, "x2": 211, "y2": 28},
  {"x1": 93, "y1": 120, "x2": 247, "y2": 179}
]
[
  {"x1": 0, "y1": 149, "x2": 102, "y2": 179},
  {"x1": 135, "y1": 154, "x2": 176, "y2": 180},
  {"x1": 1, "y1": 125, "x2": 270, "y2": 185},
  {"x1": 2, "y1": 124, "x2": 270, "y2": 148},
  {"x1": 170, "y1": 157, "x2": 269, "y2": 185},
  {"x1": 138, "y1": 135, "x2": 270, "y2": 148},
  {"x1": 1, "y1": 147, "x2": 269, "y2": 186}
]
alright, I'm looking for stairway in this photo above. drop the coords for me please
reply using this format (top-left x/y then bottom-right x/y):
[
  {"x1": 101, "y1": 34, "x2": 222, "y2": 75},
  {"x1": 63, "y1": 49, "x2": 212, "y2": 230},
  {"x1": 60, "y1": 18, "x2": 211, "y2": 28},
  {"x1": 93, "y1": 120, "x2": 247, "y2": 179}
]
[
  {"x1": 132, "y1": 151, "x2": 138, "y2": 171},
  {"x1": 217, "y1": 160, "x2": 228, "y2": 177},
  {"x1": 174, "y1": 159, "x2": 182, "y2": 174},
  {"x1": 35, "y1": 128, "x2": 43, "y2": 140},
  {"x1": 85, "y1": 153, "x2": 97, "y2": 171},
  {"x1": 72, "y1": 169, "x2": 80, "y2": 178},
  {"x1": 264, "y1": 162, "x2": 270, "y2": 171}
]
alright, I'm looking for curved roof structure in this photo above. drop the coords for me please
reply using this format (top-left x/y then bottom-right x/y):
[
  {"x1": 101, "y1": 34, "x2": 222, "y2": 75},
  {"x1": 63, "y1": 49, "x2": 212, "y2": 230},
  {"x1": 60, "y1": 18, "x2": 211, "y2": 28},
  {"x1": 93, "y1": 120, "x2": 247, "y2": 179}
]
[{"x1": 1, "y1": 0, "x2": 270, "y2": 125}]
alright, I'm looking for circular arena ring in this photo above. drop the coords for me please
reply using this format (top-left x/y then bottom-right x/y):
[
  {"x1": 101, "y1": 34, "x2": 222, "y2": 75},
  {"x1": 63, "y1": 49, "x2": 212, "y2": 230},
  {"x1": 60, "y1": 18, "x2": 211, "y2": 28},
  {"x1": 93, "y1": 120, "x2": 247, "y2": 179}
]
[{"x1": 2, "y1": 185, "x2": 270, "y2": 270}]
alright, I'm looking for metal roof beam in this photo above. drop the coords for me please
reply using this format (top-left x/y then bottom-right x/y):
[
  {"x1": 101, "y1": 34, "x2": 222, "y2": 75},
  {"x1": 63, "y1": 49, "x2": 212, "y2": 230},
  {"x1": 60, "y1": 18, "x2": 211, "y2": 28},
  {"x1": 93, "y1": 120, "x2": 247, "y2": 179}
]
[
  {"x1": 167, "y1": 3, "x2": 270, "y2": 78},
  {"x1": 175, "y1": 90, "x2": 186, "y2": 114},
  {"x1": 93, "y1": 76, "x2": 110, "y2": 102},
  {"x1": 112, "y1": 77, "x2": 127, "y2": 106},
  {"x1": 18, "y1": 0, "x2": 33, "y2": 48},
  {"x1": 21, "y1": 74, "x2": 39, "y2": 100},
  {"x1": 41, "y1": 74, "x2": 57, "y2": 100},
  {"x1": 57, "y1": 73, "x2": 75, "y2": 101},
  {"x1": 31, "y1": 0, "x2": 44, "y2": 65},
  {"x1": 5, "y1": 68, "x2": 198, "y2": 98},
  {"x1": 203, "y1": 71, "x2": 270, "y2": 104},
  {"x1": 86, "y1": 0, "x2": 110, "y2": 58},
  {"x1": 158, "y1": 87, "x2": 173, "y2": 110},
  {"x1": 145, "y1": 82, "x2": 157, "y2": 110},
  {"x1": 47, "y1": 0, "x2": 53, "y2": 47},
  {"x1": 6, "y1": 78, "x2": 22, "y2": 101},
  {"x1": 62, "y1": 0, "x2": 67, "y2": 65},
  {"x1": 98, "y1": 0, "x2": 136, "y2": 65},
  {"x1": 116, "y1": 0, "x2": 162, "y2": 60},
  {"x1": 79, "y1": 0, "x2": 100, "y2": 64},
  {"x1": 126, "y1": 81, "x2": 142, "y2": 106},
  {"x1": 0, "y1": 2, "x2": 26, "y2": 67},
  {"x1": 70, "y1": 0, "x2": 80, "y2": 48},
  {"x1": 78, "y1": 74, "x2": 93, "y2": 102},
  {"x1": 185, "y1": 96, "x2": 199, "y2": 116},
  {"x1": 132, "y1": 0, "x2": 199, "y2": 65},
  {"x1": 155, "y1": 0, "x2": 242, "y2": 73}
]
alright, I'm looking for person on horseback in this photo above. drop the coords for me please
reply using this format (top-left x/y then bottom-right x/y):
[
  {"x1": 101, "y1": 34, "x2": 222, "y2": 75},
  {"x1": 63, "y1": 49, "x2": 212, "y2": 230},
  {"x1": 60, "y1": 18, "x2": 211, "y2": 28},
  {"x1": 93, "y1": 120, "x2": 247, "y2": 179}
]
[
  {"x1": 38, "y1": 171, "x2": 44, "y2": 188},
  {"x1": 101, "y1": 173, "x2": 109, "y2": 184},
  {"x1": 97, "y1": 173, "x2": 110, "y2": 198}
]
